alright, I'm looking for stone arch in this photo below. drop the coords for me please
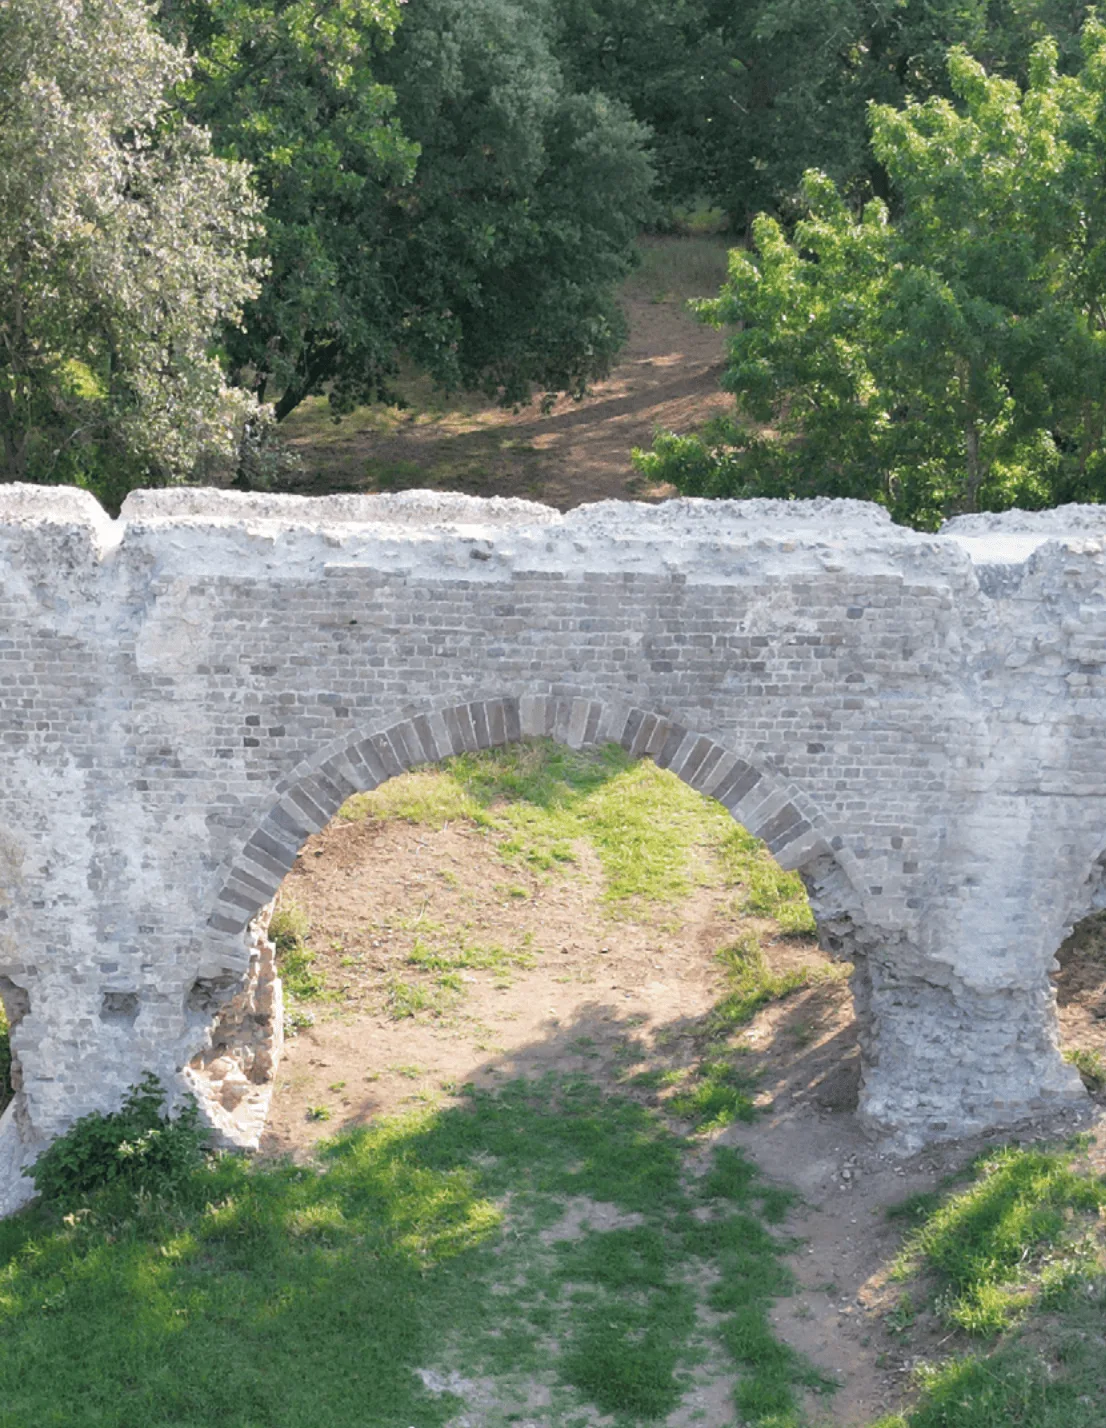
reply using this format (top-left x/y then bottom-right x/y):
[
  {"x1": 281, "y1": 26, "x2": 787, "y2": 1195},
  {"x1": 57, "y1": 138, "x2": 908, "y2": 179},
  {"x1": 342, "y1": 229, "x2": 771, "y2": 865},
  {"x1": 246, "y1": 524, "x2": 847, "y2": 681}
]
[
  {"x1": 188, "y1": 691, "x2": 862, "y2": 1147},
  {"x1": 206, "y1": 693, "x2": 848, "y2": 944}
]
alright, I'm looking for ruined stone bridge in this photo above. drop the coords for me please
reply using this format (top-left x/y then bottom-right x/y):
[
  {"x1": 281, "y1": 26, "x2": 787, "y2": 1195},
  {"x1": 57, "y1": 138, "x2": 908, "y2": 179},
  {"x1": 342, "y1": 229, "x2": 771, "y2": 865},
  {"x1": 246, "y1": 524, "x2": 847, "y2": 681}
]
[{"x1": 1, "y1": 485, "x2": 1104, "y2": 1213}]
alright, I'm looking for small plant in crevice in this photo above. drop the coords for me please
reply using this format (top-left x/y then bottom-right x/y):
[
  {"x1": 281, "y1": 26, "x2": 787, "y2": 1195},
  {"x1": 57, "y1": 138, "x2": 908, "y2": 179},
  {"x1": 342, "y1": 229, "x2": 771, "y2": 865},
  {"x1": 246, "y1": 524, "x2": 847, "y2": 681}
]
[
  {"x1": 268, "y1": 899, "x2": 328, "y2": 1022},
  {"x1": 29, "y1": 1074, "x2": 209, "y2": 1208},
  {"x1": 1065, "y1": 1046, "x2": 1106, "y2": 1092}
]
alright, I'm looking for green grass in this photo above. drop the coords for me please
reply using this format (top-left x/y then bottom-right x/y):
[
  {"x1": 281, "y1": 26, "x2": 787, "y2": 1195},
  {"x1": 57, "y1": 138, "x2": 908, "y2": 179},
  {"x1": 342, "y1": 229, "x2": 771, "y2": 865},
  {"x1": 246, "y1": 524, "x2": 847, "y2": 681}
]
[
  {"x1": 340, "y1": 738, "x2": 820, "y2": 925},
  {"x1": 1064, "y1": 1046, "x2": 1106, "y2": 1091},
  {"x1": 0, "y1": 1076, "x2": 828, "y2": 1428},
  {"x1": 268, "y1": 901, "x2": 328, "y2": 1004},
  {"x1": 385, "y1": 977, "x2": 460, "y2": 1020},
  {"x1": 708, "y1": 932, "x2": 818, "y2": 1033},
  {"x1": 890, "y1": 1142, "x2": 1106, "y2": 1336},
  {"x1": 623, "y1": 233, "x2": 732, "y2": 304},
  {"x1": 873, "y1": 1140, "x2": 1106, "y2": 1428},
  {"x1": 718, "y1": 824, "x2": 816, "y2": 935},
  {"x1": 667, "y1": 1055, "x2": 758, "y2": 1131},
  {"x1": 647, "y1": 932, "x2": 821, "y2": 1133},
  {"x1": 405, "y1": 936, "x2": 537, "y2": 975}
]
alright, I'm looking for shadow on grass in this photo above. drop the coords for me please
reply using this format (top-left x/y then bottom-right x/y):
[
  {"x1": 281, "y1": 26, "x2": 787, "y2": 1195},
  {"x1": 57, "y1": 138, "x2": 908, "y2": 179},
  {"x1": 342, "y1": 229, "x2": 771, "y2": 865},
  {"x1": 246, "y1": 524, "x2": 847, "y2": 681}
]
[{"x1": 0, "y1": 1063, "x2": 837, "y2": 1428}]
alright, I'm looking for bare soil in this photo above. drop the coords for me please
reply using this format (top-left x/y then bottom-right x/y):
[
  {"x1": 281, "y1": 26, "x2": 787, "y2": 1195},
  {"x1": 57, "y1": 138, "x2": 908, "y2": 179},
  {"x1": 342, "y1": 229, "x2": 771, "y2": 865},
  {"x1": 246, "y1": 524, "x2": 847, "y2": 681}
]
[{"x1": 263, "y1": 813, "x2": 1106, "y2": 1428}]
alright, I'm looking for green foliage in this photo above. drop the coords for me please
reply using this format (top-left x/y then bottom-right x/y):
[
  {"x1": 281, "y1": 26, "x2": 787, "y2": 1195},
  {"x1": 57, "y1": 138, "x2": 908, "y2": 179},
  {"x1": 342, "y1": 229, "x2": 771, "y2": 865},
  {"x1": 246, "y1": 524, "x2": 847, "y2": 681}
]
[
  {"x1": 1065, "y1": 1046, "x2": 1106, "y2": 1090},
  {"x1": 545, "y1": 1, "x2": 1096, "y2": 228},
  {"x1": 637, "y1": 20, "x2": 1106, "y2": 525},
  {"x1": 0, "y1": 0, "x2": 265, "y2": 505},
  {"x1": 0, "y1": 1076, "x2": 823, "y2": 1427},
  {"x1": 343, "y1": 737, "x2": 740, "y2": 908},
  {"x1": 165, "y1": 0, "x2": 653, "y2": 424},
  {"x1": 29, "y1": 1074, "x2": 209, "y2": 1208},
  {"x1": 268, "y1": 901, "x2": 327, "y2": 1001},
  {"x1": 891, "y1": 1142, "x2": 1106, "y2": 1335}
]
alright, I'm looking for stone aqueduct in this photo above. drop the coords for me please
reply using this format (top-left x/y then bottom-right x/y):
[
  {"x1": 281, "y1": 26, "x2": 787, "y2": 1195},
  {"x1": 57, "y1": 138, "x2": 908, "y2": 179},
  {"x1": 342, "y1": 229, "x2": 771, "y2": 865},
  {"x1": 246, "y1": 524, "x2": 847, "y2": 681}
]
[{"x1": 1, "y1": 484, "x2": 1105, "y2": 1212}]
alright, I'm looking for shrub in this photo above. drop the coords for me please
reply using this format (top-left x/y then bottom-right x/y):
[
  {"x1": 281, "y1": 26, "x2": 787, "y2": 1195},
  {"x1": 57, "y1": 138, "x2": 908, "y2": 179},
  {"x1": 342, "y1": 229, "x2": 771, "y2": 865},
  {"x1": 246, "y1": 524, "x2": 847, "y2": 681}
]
[{"x1": 30, "y1": 1074, "x2": 209, "y2": 1208}]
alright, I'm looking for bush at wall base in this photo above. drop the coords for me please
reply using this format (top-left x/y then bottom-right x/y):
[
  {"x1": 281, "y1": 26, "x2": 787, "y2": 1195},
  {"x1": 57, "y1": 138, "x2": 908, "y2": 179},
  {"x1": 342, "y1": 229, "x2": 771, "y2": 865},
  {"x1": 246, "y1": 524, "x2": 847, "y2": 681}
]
[{"x1": 29, "y1": 1074, "x2": 210, "y2": 1209}]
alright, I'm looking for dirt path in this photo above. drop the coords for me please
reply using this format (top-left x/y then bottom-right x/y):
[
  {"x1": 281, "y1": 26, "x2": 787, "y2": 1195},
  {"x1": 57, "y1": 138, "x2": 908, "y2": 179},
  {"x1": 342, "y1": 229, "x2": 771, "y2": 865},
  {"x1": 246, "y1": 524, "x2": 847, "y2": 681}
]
[{"x1": 277, "y1": 238, "x2": 734, "y2": 508}]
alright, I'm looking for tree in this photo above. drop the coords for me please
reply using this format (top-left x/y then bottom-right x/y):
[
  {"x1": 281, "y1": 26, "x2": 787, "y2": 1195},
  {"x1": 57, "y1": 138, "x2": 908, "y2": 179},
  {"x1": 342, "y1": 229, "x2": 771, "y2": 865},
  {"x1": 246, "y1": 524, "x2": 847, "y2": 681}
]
[
  {"x1": 159, "y1": 0, "x2": 419, "y2": 420},
  {"x1": 536, "y1": 0, "x2": 727, "y2": 210},
  {"x1": 540, "y1": 1, "x2": 1097, "y2": 229},
  {"x1": 164, "y1": 0, "x2": 654, "y2": 421},
  {"x1": 634, "y1": 19, "x2": 1106, "y2": 528},
  {"x1": 0, "y1": 0, "x2": 265, "y2": 507}
]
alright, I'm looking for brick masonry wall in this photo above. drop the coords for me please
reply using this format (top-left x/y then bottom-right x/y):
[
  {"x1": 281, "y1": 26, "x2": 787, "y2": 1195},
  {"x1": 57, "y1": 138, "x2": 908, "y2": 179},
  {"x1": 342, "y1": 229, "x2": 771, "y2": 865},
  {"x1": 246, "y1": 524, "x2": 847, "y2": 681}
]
[{"x1": 0, "y1": 486, "x2": 1103, "y2": 1212}]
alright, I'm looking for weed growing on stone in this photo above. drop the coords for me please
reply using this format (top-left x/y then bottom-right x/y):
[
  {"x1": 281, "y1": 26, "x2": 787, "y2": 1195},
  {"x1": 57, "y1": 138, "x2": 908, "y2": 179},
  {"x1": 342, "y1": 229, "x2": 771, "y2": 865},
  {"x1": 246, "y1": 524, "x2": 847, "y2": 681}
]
[
  {"x1": 0, "y1": 1076, "x2": 829, "y2": 1428},
  {"x1": 29, "y1": 1074, "x2": 209, "y2": 1208},
  {"x1": 1064, "y1": 1046, "x2": 1106, "y2": 1091},
  {"x1": 268, "y1": 901, "x2": 327, "y2": 1000}
]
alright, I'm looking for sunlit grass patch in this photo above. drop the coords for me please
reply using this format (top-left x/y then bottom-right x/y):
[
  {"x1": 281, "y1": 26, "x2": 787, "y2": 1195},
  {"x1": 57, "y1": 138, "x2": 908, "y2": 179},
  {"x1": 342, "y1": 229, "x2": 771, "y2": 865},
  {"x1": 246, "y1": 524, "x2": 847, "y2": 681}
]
[
  {"x1": 719, "y1": 824, "x2": 816, "y2": 934},
  {"x1": 708, "y1": 932, "x2": 816, "y2": 1032},
  {"x1": 1065, "y1": 1046, "x2": 1106, "y2": 1091},
  {"x1": 340, "y1": 769, "x2": 486, "y2": 828},
  {"x1": 667, "y1": 1056, "x2": 757, "y2": 1131},
  {"x1": 406, "y1": 937, "x2": 537, "y2": 975},
  {"x1": 336, "y1": 738, "x2": 818, "y2": 924},
  {"x1": 875, "y1": 1142, "x2": 1106, "y2": 1426},
  {"x1": 890, "y1": 1141, "x2": 1106, "y2": 1336},
  {"x1": 385, "y1": 976, "x2": 461, "y2": 1021}
]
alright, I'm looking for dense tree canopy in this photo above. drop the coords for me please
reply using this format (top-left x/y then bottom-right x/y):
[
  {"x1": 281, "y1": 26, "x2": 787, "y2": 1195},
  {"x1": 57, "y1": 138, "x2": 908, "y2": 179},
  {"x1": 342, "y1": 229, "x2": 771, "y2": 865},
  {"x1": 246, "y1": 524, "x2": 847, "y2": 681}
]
[
  {"x1": 634, "y1": 18, "x2": 1106, "y2": 527},
  {"x1": 162, "y1": 0, "x2": 654, "y2": 422},
  {"x1": 0, "y1": 0, "x2": 264, "y2": 505},
  {"x1": 543, "y1": 0, "x2": 1096, "y2": 224}
]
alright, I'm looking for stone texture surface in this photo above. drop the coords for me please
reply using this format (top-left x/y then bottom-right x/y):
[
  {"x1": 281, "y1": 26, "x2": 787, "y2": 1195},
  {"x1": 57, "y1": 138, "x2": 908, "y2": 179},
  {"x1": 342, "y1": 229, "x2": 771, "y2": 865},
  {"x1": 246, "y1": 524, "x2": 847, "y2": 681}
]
[{"x1": 0, "y1": 486, "x2": 1102, "y2": 1212}]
